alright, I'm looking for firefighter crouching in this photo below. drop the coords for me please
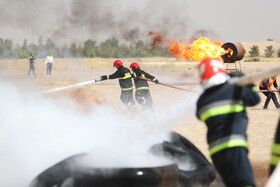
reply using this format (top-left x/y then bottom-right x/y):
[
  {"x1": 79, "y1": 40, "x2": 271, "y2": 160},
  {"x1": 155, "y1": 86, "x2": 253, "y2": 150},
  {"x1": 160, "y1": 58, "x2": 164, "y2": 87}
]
[
  {"x1": 196, "y1": 58, "x2": 260, "y2": 187},
  {"x1": 130, "y1": 62, "x2": 158, "y2": 110},
  {"x1": 100, "y1": 60, "x2": 136, "y2": 109},
  {"x1": 259, "y1": 76, "x2": 280, "y2": 109}
]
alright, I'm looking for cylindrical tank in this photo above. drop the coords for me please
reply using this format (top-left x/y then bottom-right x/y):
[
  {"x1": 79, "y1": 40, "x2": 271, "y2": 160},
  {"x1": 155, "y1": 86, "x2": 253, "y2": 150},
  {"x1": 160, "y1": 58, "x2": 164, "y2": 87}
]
[{"x1": 221, "y1": 42, "x2": 245, "y2": 63}]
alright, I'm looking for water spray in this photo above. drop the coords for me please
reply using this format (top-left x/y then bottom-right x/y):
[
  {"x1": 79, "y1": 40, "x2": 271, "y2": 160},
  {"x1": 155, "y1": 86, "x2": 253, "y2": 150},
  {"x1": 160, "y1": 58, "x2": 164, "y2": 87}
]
[{"x1": 28, "y1": 79, "x2": 101, "y2": 95}]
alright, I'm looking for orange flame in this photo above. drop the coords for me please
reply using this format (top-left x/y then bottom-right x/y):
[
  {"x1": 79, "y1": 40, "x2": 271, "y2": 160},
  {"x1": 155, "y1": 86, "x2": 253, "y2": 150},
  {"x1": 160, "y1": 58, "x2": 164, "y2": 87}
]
[{"x1": 148, "y1": 31, "x2": 225, "y2": 62}]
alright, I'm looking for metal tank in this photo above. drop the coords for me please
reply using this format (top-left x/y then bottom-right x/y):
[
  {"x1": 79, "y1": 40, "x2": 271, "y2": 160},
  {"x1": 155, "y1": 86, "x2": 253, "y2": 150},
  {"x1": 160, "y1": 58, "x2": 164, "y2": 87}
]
[{"x1": 221, "y1": 42, "x2": 245, "y2": 63}]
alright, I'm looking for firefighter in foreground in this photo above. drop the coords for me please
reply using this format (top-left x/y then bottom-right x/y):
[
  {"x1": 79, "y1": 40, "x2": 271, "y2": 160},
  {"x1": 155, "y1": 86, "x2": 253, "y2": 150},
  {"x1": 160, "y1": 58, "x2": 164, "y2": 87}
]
[
  {"x1": 259, "y1": 76, "x2": 280, "y2": 109},
  {"x1": 130, "y1": 62, "x2": 158, "y2": 109},
  {"x1": 100, "y1": 60, "x2": 136, "y2": 108},
  {"x1": 196, "y1": 58, "x2": 260, "y2": 187}
]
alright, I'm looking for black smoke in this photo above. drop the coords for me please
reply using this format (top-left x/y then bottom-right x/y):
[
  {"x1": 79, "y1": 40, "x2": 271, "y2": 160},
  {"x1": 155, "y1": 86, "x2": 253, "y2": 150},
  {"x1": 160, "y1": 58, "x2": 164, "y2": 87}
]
[{"x1": 0, "y1": 0, "x2": 191, "y2": 45}]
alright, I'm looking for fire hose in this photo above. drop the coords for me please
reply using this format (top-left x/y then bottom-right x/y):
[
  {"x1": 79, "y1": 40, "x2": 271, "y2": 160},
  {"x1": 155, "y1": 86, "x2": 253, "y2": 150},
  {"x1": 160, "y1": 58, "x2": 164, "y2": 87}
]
[
  {"x1": 258, "y1": 90, "x2": 279, "y2": 93},
  {"x1": 28, "y1": 65, "x2": 280, "y2": 95},
  {"x1": 137, "y1": 77, "x2": 197, "y2": 93}
]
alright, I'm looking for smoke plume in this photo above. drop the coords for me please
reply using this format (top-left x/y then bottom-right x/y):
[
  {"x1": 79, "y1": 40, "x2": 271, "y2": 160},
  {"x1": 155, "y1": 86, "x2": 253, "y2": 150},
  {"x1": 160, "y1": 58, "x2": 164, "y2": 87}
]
[{"x1": 0, "y1": 0, "x2": 191, "y2": 45}]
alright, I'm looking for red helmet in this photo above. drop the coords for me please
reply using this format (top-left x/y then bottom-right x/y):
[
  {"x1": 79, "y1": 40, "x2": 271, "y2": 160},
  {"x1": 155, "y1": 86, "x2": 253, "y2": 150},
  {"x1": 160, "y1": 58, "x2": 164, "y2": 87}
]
[
  {"x1": 198, "y1": 58, "x2": 228, "y2": 89},
  {"x1": 130, "y1": 62, "x2": 139, "y2": 70},
  {"x1": 113, "y1": 60, "x2": 123, "y2": 69}
]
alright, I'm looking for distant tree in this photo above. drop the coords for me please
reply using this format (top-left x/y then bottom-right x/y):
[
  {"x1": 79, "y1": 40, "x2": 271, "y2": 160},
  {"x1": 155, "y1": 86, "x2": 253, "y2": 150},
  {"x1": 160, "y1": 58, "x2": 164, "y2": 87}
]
[
  {"x1": 28, "y1": 43, "x2": 38, "y2": 55},
  {"x1": 135, "y1": 40, "x2": 144, "y2": 49},
  {"x1": 82, "y1": 39, "x2": 96, "y2": 57},
  {"x1": 265, "y1": 45, "x2": 274, "y2": 58},
  {"x1": 249, "y1": 45, "x2": 260, "y2": 57},
  {"x1": 45, "y1": 38, "x2": 56, "y2": 54},
  {"x1": 278, "y1": 48, "x2": 280, "y2": 58},
  {"x1": 3, "y1": 39, "x2": 14, "y2": 58},
  {"x1": 103, "y1": 37, "x2": 119, "y2": 48},
  {"x1": 0, "y1": 38, "x2": 4, "y2": 57},
  {"x1": 69, "y1": 43, "x2": 81, "y2": 57},
  {"x1": 37, "y1": 36, "x2": 45, "y2": 57}
]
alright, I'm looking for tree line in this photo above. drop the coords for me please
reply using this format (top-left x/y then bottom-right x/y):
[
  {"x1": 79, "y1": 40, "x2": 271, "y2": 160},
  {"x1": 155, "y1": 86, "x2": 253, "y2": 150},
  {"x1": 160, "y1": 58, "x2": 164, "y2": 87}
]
[
  {"x1": 249, "y1": 45, "x2": 280, "y2": 58},
  {"x1": 1, "y1": 36, "x2": 279, "y2": 59},
  {"x1": 0, "y1": 37, "x2": 172, "y2": 59}
]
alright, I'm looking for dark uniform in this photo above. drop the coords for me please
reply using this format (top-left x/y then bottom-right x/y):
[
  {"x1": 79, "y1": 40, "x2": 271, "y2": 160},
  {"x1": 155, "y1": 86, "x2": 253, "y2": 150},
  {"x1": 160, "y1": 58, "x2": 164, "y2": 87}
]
[
  {"x1": 259, "y1": 77, "x2": 280, "y2": 109},
  {"x1": 28, "y1": 54, "x2": 36, "y2": 76},
  {"x1": 131, "y1": 68, "x2": 158, "y2": 109},
  {"x1": 196, "y1": 82, "x2": 260, "y2": 187},
  {"x1": 102, "y1": 66, "x2": 136, "y2": 108},
  {"x1": 269, "y1": 119, "x2": 280, "y2": 175}
]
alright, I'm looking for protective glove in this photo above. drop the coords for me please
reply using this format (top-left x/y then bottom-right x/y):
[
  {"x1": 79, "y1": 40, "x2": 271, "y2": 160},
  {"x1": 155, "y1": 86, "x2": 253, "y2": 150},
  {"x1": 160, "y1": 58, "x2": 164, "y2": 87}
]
[
  {"x1": 100, "y1": 75, "x2": 107, "y2": 81},
  {"x1": 154, "y1": 79, "x2": 159, "y2": 84}
]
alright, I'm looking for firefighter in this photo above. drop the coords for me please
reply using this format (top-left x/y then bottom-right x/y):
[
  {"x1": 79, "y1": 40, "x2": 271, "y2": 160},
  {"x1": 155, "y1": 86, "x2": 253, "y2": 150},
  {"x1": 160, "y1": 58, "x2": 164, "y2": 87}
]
[
  {"x1": 259, "y1": 76, "x2": 280, "y2": 109},
  {"x1": 100, "y1": 60, "x2": 136, "y2": 109},
  {"x1": 196, "y1": 58, "x2": 260, "y2": 187},
  {"x1": 28, "y1": 53, "x2": 36, "y2": 76},
  {"x1": 130, "y1": 62, "x2": 159, "y2": 109}
]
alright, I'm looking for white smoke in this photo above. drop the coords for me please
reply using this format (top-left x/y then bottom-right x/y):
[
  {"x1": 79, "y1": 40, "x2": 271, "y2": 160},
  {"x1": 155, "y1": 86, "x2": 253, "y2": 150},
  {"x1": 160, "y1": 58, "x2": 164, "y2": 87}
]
[{"x1": 0, "y1": 80, "x2": 199, "y2": 187}]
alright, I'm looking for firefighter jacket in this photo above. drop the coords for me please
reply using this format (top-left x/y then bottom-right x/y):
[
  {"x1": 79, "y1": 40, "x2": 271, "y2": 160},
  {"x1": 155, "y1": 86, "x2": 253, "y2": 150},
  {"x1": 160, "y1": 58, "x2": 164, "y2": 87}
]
[
  {"x1": 196, "y1": 82, "x2": 260, "y2": 156},
  {"x1": 270, "y1": 121, "x2": 280, "y2": 172},
  {"x1": 259, "y1": 77, "x2": 278, "y2": 89},
  {"x1": 131, "y1": 68, "x2": 157, "y2": 90},
  {"x1": 105, "y1": 66, "x2": 133, "y2": 91}
]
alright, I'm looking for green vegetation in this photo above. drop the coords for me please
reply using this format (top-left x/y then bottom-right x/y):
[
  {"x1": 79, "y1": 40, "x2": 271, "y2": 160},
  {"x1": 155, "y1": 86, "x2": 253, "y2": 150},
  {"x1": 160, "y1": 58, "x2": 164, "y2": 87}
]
[
  {"x1": 0, "y1": 37, "x2": 172, "y2": 59},
  {"x1": 244, "y1": 58, "x2": 261, "y2": 62},
  {"x1": 264, "y1": 45, "x2": 274, "y2": 58},
  {"x1": 248, "y1": 45, "x2": 260, "y2": 57}
]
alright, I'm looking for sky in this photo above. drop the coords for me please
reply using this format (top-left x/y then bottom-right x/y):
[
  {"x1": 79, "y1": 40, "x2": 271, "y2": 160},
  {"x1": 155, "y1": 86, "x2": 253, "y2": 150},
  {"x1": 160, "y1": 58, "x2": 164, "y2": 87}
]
[{"x1": 0, "y1": 0, "x2": 279, "y2": 45}]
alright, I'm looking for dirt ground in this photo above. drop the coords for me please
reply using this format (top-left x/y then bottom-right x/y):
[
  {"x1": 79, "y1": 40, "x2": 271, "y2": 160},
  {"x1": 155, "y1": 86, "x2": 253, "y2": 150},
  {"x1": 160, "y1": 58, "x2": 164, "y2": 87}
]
[{"x1": 1, "y1": 58, "x2": 280, "y2": 186}]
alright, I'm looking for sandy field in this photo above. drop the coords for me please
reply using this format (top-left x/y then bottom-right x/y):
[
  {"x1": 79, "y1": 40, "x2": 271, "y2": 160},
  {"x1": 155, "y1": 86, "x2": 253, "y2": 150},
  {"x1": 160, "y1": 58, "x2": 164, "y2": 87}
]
[{"x1": 1, "y1": 58, "x2": 280, "y2": 186}]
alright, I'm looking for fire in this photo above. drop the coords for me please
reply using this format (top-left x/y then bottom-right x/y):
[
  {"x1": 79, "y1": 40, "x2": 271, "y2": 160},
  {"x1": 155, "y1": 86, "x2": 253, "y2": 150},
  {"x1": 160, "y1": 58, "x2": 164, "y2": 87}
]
[
  {"x1": 148, "y1": 31, "x2": 225, "y2": 62},
  {"x1": 73, "y1": 89, "x2": 102, "y2": 111},
  {"x1": 182, "y1": 37, "x2": 225, "y2": 62}
]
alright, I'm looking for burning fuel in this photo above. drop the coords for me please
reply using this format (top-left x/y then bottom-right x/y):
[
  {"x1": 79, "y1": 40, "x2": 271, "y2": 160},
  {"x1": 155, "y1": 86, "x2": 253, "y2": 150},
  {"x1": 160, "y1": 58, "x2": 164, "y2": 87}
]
[{"x1": 149, "y1": 31, "x2": 225, "y2": 61}]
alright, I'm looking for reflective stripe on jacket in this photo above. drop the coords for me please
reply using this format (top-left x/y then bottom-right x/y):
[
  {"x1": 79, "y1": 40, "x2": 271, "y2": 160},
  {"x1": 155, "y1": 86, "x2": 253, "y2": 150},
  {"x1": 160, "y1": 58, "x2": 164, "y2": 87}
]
[
  {"x1": 270, "y1": 121, "x2": 280, "y2": 168},
  {"x1": 131, "y1": 68, "x2": 157, "y2": 90},
  {"x1": 197, "y1": 99, "x2": 245, "y2": 122},
  {"x1": 209, "y1": 134, "x2": 248, "y2": 155},
  {"x1": 45, "y1": 55, "x2": 54, "y2": 64},
  {"x1": 259, "y1": 77, "x2": 276, "y2": 88},
  {"x1": 270, "y1": 143, "x2": 280, "y2": 166},
  {"x1": 108, "y1": 66, "x2": 133, "y2": 90}
]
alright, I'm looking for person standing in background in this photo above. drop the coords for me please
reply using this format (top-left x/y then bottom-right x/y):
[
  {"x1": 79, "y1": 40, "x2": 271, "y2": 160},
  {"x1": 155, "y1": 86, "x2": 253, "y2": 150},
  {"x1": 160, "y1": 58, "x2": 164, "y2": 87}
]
[
  {"x1": 45, "y1": 53, "x2": 54, "y2": 75},
  {"x1": 28, "y1": 53, "x2": 36, "y2": 76}
]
